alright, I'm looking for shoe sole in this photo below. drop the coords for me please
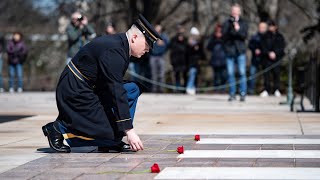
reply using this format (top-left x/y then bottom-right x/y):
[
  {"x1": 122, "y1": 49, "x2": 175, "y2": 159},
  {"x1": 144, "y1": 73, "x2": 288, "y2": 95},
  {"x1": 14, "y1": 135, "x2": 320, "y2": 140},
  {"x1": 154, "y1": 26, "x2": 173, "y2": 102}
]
[
  {"x1": 97, "y1": 147, "x2": 111, "y2": 153},
  {"x1": 97, "y1": 147, "x2": 136, "y2": 153},
  {"x1": 42, "y1": 125, "x2": 71, "y2": 153}
]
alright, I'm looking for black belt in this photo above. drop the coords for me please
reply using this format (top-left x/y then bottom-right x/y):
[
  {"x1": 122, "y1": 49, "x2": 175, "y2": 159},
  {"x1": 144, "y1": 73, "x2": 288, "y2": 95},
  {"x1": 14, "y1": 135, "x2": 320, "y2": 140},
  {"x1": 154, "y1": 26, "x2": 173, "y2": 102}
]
[{"x1": 67, "y1": 61, "x2": 96, "y2": 89}]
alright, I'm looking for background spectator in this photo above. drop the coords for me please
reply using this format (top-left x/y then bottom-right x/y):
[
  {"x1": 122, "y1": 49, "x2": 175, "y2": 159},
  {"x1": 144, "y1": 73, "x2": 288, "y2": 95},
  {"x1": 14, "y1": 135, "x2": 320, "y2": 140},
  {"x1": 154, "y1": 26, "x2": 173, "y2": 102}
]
[
  {"x1": 150, "y1": 24, "x2": 169, "y2": 93},
  {"x1": 105, "y1": 22, "x2": 116, "y2": 35},
  {"x1": 248, "y1": 21, "x2": 268, "y2": 95},
  {"x1": 7, "y1": 32, "x2": 28, "y2": 93},
  {"x1": 222, "y1": 4, "x2": 248, "y2": 102},
  {"x1": 186, "y1": 27, "x2": 205, "y2": 95},
  {"x1": 169, "y1": 25, "x2": 188, "y2": 92},
  {"x1": 130, "y1": 54, "x2": 152, "y2": 92},
  {"x1": 66, "y1": 12, "x2": 96, "y2": 64},
  {"x1": 0, "y1": 1, "x2": 316, "y2": 92},
  {"x1": 260, "y1": 20, "x2": 286, "y2": 97},
  {"x1": 0, "y1": 32, "x2": 5, "y2": 93},
  {"x1": 207, "y1": 24, "x2": 226, "y2": 93}
]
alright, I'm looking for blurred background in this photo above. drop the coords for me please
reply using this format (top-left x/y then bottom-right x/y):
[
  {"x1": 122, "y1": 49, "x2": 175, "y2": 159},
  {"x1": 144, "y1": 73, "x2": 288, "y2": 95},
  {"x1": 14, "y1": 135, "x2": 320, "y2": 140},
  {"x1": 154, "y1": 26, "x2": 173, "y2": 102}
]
[{"x1": 0, "y1": 0, "x2": 319, "y2": 93}]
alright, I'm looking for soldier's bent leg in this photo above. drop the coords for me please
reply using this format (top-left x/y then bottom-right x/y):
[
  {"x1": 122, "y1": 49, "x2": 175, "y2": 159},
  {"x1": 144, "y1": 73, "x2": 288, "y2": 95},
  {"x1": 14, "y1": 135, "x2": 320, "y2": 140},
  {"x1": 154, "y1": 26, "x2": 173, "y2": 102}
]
[
  {"x1": 54, "y1": 83, "x2": 141, "y2": 149},
  {"x1": 123, "y1": 82, "x2": 141, "y2": 121},
  {"x1": 55, "y1": 120, "x2": 121, "y2": 148}
]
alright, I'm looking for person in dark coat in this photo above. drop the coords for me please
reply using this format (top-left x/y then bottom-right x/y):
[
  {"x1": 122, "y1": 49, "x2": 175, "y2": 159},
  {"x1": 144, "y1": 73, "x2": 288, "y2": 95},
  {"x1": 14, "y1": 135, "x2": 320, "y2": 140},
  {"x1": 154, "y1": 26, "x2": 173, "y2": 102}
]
[
  {"x1": 207, "y1": 24, "x2": 227, "y2": 93},
  {"x1": 186, "y1": 27, "x2": 205, "y2": 95},
  {"x1": 259, "y1": 20, "x2": 286, "y2": 97},
  {"x1": 0, "y1": 32, "x2": 5, "y2": 93},
  {"x1": 66, "y1": 12, "x2": 96, "y2": 64},
  {"x1": 222, "y1": 4, "x2": 248, "y2": 102},
  {"x1": 130, "y1": 53, "x2": 152, "y2": 91},
  {"x1": 150, "y1": 24, "x2": 170, "y2": 93},
  {"x1": 105, "y1": 22, "x2": 116, "y2": 35},
  {"x1": 169, "y1": 25, "x2": 188, "y2": 90},
  {"x1": 42, "y1": 14, "x2": 162, "y2": 153},
  {"x1": 7, "y1": 32, "x2": 28, "y2": 93},
  {"x1": 248, "y1": 22, "x2": 268, "y2": 95}
]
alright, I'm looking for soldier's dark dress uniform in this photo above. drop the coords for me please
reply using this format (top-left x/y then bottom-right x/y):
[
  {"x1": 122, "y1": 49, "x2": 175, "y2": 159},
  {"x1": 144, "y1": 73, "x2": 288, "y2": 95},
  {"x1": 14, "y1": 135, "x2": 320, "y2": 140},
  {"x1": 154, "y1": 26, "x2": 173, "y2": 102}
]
[
  {"x1": 42, "y1": 14, "x2": 161, "y2": 152},
  {"x1": 57, "y1": 33, "x2": 137, "y2": 146}
]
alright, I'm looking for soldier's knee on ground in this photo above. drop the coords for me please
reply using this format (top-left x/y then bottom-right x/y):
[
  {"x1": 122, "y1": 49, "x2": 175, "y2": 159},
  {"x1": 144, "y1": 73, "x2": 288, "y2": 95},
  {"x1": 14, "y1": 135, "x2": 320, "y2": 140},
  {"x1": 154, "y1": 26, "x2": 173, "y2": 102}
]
[{"x1": 125, "y1": 82, "x2": 140, "y2": 99}]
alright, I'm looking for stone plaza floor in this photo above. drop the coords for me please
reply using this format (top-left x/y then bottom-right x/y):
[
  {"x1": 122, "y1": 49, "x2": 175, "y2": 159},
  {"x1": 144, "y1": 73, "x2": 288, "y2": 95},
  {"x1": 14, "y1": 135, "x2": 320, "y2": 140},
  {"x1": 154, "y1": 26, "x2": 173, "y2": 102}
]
[{"x1": 0, "y1": 92, "x2": 320, "y2": 179}]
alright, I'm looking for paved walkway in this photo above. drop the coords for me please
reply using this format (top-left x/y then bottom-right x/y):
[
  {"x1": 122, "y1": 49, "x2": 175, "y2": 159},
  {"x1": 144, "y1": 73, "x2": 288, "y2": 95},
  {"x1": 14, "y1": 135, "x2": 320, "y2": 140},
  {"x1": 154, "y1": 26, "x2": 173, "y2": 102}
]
[{"x1": 0, "y1": 92, "x2": 319, "y2": 179}]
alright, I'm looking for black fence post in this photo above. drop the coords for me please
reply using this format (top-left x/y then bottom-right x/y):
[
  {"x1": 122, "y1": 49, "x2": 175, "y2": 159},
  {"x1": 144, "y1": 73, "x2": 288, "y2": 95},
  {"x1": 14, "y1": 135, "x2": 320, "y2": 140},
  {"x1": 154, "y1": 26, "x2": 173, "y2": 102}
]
[{"x1": 315, "y1": 51, "x2": 320, "y2": 112}]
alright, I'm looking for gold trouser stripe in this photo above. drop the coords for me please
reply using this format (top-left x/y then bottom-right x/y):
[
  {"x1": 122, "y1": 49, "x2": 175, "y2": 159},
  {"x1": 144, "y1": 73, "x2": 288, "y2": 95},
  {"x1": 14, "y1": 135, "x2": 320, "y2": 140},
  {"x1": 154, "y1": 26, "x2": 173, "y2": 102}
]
[
  {"x1": 70, "y1": 61, "x2": 90, "y2": 81},
  {"x1": 67, "y1": 64, "x2": 83, "y2": 81},
  {"x1": 116, "y1": 118, "x2": 131, "y2": 123},
  {"x1": 63, "y1": 133, "x2": 94, "y2": 140}
]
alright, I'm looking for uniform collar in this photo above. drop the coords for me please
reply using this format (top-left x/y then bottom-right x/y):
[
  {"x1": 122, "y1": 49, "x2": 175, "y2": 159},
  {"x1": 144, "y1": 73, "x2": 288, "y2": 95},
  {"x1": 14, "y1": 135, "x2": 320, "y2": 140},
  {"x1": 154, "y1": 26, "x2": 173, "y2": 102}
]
[
  {"x1": 125, "y1": 32, "x2": 131, "y2": 57},
  {"x1": 118, "y1": 33, "x2": 130, "y2": 59}
]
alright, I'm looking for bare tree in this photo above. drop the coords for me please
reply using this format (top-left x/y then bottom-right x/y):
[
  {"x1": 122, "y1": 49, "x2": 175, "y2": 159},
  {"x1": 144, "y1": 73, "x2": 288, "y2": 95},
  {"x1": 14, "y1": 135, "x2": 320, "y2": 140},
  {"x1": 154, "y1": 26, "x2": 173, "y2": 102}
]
[{"x1": 0, "y1": 0, "x2": 318, "y2": 90}]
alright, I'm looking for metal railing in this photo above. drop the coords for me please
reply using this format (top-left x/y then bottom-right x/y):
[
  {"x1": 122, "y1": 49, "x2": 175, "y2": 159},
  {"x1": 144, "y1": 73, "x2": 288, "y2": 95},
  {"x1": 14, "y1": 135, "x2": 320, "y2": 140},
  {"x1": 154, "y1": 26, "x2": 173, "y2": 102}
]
[{"x1": 292, "y1": 50, "x2": 320, "y2": 112}]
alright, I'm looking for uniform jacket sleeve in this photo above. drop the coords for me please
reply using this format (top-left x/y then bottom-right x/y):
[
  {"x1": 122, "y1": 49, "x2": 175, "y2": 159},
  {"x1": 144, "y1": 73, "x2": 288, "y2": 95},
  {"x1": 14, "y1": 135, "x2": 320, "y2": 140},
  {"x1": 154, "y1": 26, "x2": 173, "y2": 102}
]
[{"x1": 98, "y1": 48, "x2": 133, "y2": 132}]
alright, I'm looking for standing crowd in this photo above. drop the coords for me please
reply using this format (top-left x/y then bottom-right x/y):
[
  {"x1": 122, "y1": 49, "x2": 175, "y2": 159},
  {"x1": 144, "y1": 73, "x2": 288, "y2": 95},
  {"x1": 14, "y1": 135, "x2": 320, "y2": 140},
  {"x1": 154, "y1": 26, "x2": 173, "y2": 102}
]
[
  {"x1": 130, "y1": 4, "x2": 286, "y2": 102},
  {"x1": 0, "y1": 4, "x2": 285, "y2": 100}
]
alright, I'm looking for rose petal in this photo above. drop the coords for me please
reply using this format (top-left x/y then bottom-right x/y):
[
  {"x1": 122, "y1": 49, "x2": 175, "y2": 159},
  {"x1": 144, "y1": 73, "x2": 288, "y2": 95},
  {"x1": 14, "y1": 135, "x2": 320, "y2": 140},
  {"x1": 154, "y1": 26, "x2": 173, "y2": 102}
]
[
  {"x1": 151, "y1": 163, "x2": 160, "y2": 173},
  {"x1": 177, "y1": 146, "x2": 184, "y2": 154},
  {"x1": 194, "y1": 135, "x2": 200, "y2": 141}
]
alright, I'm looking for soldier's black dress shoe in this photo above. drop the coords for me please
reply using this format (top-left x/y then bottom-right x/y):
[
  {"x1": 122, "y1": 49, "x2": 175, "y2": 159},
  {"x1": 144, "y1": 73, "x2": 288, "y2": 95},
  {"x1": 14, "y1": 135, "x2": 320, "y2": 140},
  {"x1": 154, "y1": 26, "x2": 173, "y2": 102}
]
[
  {"x1": 98, "y1": 141, "x2": 135, "y2": 153},
  {"x1": 42, "y1": 122, "x2": 71, "y2": 153}
]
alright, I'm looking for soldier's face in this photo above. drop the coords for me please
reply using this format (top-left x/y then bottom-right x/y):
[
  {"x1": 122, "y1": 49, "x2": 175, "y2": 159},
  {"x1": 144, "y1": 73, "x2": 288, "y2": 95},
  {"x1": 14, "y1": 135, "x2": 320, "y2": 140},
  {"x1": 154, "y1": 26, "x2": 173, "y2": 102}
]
[{"x1": 131, "y1": 35, "x2": 149, "y2": 58}]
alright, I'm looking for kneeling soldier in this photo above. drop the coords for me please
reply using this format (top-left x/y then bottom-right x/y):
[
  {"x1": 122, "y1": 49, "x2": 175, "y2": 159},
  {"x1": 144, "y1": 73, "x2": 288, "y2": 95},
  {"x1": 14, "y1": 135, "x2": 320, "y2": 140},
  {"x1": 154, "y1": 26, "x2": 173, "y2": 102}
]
[{"x1": 42, "y1": 14, "x2": 161, "y2": 153}]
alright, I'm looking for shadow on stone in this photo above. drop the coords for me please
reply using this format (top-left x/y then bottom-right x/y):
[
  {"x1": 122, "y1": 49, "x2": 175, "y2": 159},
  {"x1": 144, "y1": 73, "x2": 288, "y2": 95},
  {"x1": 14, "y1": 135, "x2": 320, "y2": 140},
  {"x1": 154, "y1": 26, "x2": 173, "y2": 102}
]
[
  {"x1": 38, "y1": 146, "x2": 102, "y2": 153},
  {"x1": 37, "y1": 147, "x2": 56, "y2": 153},
  {"x1": 196, "y1": 97, "x2": 228, "y2": 102},
  {"x1": 0, "y1": 115, "x2": 34, "y2": 123}
]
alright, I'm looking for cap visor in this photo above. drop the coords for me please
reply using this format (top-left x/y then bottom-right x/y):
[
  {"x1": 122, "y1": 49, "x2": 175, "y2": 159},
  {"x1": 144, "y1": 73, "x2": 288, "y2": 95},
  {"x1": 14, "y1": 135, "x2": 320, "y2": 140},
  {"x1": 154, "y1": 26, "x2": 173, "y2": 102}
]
[{"x1": 147, "y1": 39, "x2": 154, "y2": 50}]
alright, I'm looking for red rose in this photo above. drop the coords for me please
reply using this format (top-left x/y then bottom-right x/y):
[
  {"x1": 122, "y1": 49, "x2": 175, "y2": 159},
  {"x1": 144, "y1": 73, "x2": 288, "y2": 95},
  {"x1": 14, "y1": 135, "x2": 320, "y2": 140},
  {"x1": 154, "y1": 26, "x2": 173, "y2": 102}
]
[
  {"x1": 151, "y1": 163, "x2": 160, "y2": 173},
  {"x1": 194, "y1": 134, "x2": 200, "y2": 141},
  {"x1": 177, "y1": 146, "x2": 184, "y2": 154}
]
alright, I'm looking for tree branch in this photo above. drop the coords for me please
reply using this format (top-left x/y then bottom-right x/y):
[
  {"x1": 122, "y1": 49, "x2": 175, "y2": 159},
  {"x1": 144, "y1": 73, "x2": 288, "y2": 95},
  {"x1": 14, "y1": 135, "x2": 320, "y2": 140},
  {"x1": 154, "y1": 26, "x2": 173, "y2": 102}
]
[
  {"x1": 288, "y1": 0, "x2": 313, "y2": 20},
  {"x1": 155, "y1": 0, "x2": 187, "y2": 24}
]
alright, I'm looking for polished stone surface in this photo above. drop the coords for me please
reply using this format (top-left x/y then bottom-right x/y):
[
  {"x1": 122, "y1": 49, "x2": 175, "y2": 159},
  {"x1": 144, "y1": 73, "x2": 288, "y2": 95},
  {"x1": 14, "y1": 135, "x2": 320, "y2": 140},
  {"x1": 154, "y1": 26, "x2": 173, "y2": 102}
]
[{"x1": 0, "y1": 93, "x2": 319, "y2": 179}]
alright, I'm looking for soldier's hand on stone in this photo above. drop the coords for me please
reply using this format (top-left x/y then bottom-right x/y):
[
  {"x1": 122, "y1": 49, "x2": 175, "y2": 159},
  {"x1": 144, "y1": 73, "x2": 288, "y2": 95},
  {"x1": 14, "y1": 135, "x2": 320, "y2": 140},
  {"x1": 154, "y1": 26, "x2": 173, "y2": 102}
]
[{"x1": 125, "y1": 129, "x2": 144, "y2": 151}]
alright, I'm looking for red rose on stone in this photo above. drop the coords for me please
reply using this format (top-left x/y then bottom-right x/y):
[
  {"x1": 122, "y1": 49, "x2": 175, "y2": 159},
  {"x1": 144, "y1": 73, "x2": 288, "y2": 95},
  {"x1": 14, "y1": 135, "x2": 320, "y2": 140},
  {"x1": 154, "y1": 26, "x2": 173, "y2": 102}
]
[
  {"x1": 194, "y1": 134, "x2": 200, "y2": 141},
  {"x1": 151, "y1": 163, "x2": 160, "y2": 173},
  {"x1": 177, "y1": 146, "x2": 184, "y2": 154}
]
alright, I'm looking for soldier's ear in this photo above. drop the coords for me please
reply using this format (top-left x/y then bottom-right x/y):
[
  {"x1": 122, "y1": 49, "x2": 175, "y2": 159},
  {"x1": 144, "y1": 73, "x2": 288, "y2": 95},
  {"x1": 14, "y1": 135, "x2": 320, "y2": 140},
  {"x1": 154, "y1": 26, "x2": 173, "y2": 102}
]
[{"x1": 131, "y1": 34, "x2": 138, "y2": 43}]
